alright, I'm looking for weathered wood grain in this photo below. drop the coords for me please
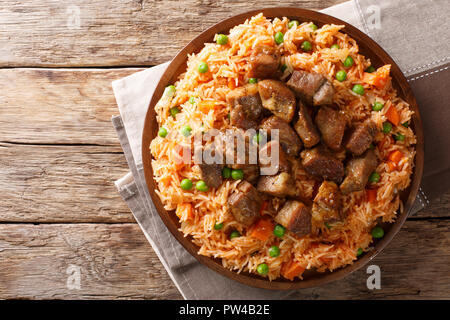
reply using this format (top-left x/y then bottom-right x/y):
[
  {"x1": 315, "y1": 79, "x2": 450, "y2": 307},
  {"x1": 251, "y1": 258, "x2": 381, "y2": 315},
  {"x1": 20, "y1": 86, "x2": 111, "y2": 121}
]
[
  {"x1": 0, "y1": 142, "x2": 133, "y2": 223},
  {"x1": 0, "y1": 223, "x2": 181, "y2": 299},
  {"x1": 0, "y1": 0, "x2": 345, "y2": 67},
  {"x1": 0, "y1": 68, "x2": 143, "y2": 146},
  {"x1": 0, "y1": 220, "x2": 448, "y2": 300}
]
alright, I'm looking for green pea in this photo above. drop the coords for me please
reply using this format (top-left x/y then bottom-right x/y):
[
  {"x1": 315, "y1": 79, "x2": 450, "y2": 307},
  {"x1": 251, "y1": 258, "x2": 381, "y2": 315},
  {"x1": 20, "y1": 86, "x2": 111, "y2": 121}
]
[
  {"x1": 227, "y1": 112, "x2": 231, "y2": 120},
  {"x1": 222, "y1": 167, "x2": 231, "y2": 179},
  {"x1": 300, "y1": 41, "x2": 312, "y2": 52},
  {"x1": 248, "y1": 78, "x2": 258, "y2": 84},
  {"x1": 369, "y1": 143, "x2": 375, "y2": 150},
  {"x1": 269, "y1": 246, "x2": 280, "y2": 257},
  {"x1": 331, "y1": 44, "x2": 340, "y2": 49},
  {"x1": 256, "y1": 263, "x2": 269, "y2": 275},
  {"x1": 170, "y1": 107, "x2": 180, "y2": 118},
  {"x1": 180, "y1": 125, "x2": 192, "y2": 137},
  {"x1": 189, "y1": 96, "x2": 196, "y2": 104},
  {"x1": 382, "y1": 122, "x2": 392, "y2": 134},
  {"x1": 158, "y1": 127, "x2": 168, "y2": 138},
  {"x1": 280, "y1": 64, "x2": 287, "y2": 72},
  {"x1": 310, "y1": 23, "x2": 318, "y2": 31},
  {"x1": 288, "y1": 20, "x2": 299, "y2": 29},
  {"x1": 214, "y1": 222, "x2": 224, "y2": 230},
  {"x1": 231, "y1": 169, "x2": 244, "y2": 180},
  {"x1": 324, "y1": 222, "x2": 331, "y2": 229},
  {"x1": 229, "y1": 230, "x2": 240, "y2": 239},
  {"x1": 274, "y1": 32, "x2": 284, "y2": 45},
  {"x1": 198, "y1": 62, "x2": 209, "y2": 73},
  {"x1": 164, "y1": 85, "x2": 176, "y2": 97},
  {"x1": 402, "y1": 121, "x2": 409, "y2": 128},
  {"x1": 366, "y1": 65, "x2": 376, "y2": 73},
  {"x1": 372, "y1": 101, "x2": 384, "y2": 111},
  {"x1": 371, "y1": 226, "x2": 384, "y2": 239},
  {"x1": 216, "y1": 34, "x2": 228, "y2": 45},
  {"x1": 253, "y1": 133, "x2": 260, "y2": 144},
  {"x1": 357, "y1": 248, "x2": 363, "y2": 256},
  {"x1": 180, "y1": 178, "x2": 193, "y2": 190},
  {"x1": 352, "y1": 84, "x2": 364, "y2": 95},
  {"x1": 273, "y1": 224, "x2": 285, "y2": 238},
  {"x1": 369, "y1": 172, "x2": 380, "y2": 183},
  {"x1": 343, "y1": 56, "x2": 354, "y2": 68},
  {"x1": 195, "y1": 180, "x2": 209, "y2": 192},
  {"x1": 335, "y1": 70, "x2": 347, "y2": 82},
  {"x1": 394, "y1": 133, "x2": 405, "y2": 141}
]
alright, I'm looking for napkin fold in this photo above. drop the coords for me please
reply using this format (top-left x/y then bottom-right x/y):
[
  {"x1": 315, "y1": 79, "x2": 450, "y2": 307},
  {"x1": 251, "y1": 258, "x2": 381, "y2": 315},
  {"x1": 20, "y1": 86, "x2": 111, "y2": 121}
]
[{"x1": 112, "y1": 0, "x2": 450, "y2": 299}]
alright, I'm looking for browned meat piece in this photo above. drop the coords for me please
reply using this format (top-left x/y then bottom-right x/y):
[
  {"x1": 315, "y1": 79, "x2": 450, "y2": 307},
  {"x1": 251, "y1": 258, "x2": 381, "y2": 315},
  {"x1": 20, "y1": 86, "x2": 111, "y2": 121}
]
[
  {"x1": 227, "y1": 181, "x2": 262, "y2": 226},
  {"x1": 257, "y1": 172, "x2": 296, "y2": 197},
  {"x1": 340, "y1": 149, "x2": 378, "y2": 195},
  {"x1": 315, "y1": 106, "x2": 347, "y2": 151},
  {"x1": 312, "y1": 181, "x2": 342, "y2": 224},
  {"x1": 275, "y1": 200, "x2": 311, "y2": 237},
  {"x1": 287, "y1": 70, "x2": 334, "y2": 106},
  {"x1": 344, "y1": 120, "x2": 378, "y2": 156},
  {"x1": 241, "y1": 165, "x2": 260, "y2": 185},
  {"x1": 260, "y1": 116, "x2": 303, "y2": 157},
  {"x1": 198, "y1": 142, "x2": 224, "y2": 189},
  {"x1": 294, "y1": 100, "x2": 320, "y2": 148},
  {"x1": 199, "y1": 163, "x2": 223, "y2": 189},
  {"x1": 258, "y1": 140, "x2": 290, "y2": 175},
  {"x1": 248, "y1": 45, "x2": 281, "y2": 79},
  {"x1": 257, "y1": 80, "x2": 296, "y2": 122},
  {"x1": 216, "y1": 129, "x2": 260, "y2": 184},
  {"x1": 313, "y1": 80, "x2": 334, "y2": 106},
  {"x1": 227, "y1": 84, "x2": 264, "y2": 130},
  {"x1": 219, "y1": 129, "x2": 256, "y2": 167},
  {"x1": 287, "y1": 70, "x2": 324, "y2": 104},
  {"x1": 300, "y1": 146, "x2": 344, "y2": 183}
]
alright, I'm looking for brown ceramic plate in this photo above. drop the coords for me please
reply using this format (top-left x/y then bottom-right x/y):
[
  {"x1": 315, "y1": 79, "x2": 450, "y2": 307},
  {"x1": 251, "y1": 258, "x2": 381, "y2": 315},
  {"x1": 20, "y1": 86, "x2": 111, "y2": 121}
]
[{"x1": 141, "y1": 7, "x2": 424, "y2": 290}]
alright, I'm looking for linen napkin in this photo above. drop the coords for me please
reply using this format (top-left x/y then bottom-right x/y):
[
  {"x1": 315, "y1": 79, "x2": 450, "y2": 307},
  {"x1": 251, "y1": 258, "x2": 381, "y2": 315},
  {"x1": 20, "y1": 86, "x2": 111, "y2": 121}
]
[{"x1": 112, "y1": 0, "x2": 450, "y2": 299}]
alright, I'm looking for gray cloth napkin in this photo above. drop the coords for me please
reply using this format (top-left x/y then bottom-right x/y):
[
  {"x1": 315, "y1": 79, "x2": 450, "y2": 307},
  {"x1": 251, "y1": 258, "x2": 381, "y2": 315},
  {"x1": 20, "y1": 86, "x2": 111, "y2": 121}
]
[{"x1": 112, "y1": 0, "x2": 450, "y2": 299}]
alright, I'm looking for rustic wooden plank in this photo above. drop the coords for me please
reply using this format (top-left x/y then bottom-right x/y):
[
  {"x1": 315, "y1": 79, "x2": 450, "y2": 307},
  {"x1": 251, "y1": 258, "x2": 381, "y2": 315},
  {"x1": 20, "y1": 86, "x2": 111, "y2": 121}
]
[
  {"x1": 417, "y1": 193, "x2": 450, "y2": 219},
  {"x1": 0, "y1": 143, "x2": 133, "y2": 223},
  {"x1": 0, "y1": 0, "x2": 345, "y2": 67},
  {"x1": 0, "y1": 223, "x2": 181, "y2": 299},
  {"x1": 0, "y1": 220, "x2": 448, "y2": 299},
  {"x1": 0, "y1": 68, "x2": 143, "y2": 146}
]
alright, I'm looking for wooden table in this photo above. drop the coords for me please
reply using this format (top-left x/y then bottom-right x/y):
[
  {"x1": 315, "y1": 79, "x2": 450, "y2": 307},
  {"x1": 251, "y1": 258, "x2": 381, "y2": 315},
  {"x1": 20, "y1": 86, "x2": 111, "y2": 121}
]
[{"x1": 0, "y1": 0, "x2": 448, "y2": 300}]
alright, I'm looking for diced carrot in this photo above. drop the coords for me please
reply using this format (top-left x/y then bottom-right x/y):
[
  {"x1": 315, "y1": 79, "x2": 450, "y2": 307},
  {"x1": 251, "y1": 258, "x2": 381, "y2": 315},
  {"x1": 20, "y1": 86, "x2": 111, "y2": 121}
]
[
  {"x1": 387, "y1": 150, "x2": 403, "y2": 164},
  {"x1": 387, "y1": 161, "x2": 397, "y2": 172},
  {"x1": 198, "y1": 100, "x2": 217, "y2": 113},
  {"x1": 366, "y1": 188, "x2": 377, "y2": 203},
  {"x1": 175, "y1": 203, "x2": 194, "y2": 220},
  {"x1": 362, "y1": 64, "x2": 391, "y2": 89},
  {"x1": 249, "y1": 218, "x2": 274, "y2": 241},
  {"x1": 281, "y1": 260, "x2": 305, "y2": 281},
  {"x1": 227, "y1": 78, "x2": 237, "y2": 90},
  {"x1": 386, "y1": 105, "x2": 400, "y2": 126},
  {"x1": 172, "y1": 144, "x2": 190, "y2": 169}
]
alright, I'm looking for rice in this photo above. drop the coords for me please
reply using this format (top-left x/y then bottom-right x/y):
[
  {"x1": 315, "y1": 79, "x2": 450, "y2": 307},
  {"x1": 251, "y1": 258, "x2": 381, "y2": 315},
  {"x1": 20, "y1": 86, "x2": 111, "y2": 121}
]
[{"x1": 149, "y1": 14, "x2": 416, "y2": 280}]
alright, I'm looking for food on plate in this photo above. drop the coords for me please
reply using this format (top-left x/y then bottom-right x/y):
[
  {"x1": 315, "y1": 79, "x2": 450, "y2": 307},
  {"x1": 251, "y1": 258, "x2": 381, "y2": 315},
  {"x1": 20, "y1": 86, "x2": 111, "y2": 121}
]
[{"x1": 150, "y1": 14, "x2": 416, "y2": 280}]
